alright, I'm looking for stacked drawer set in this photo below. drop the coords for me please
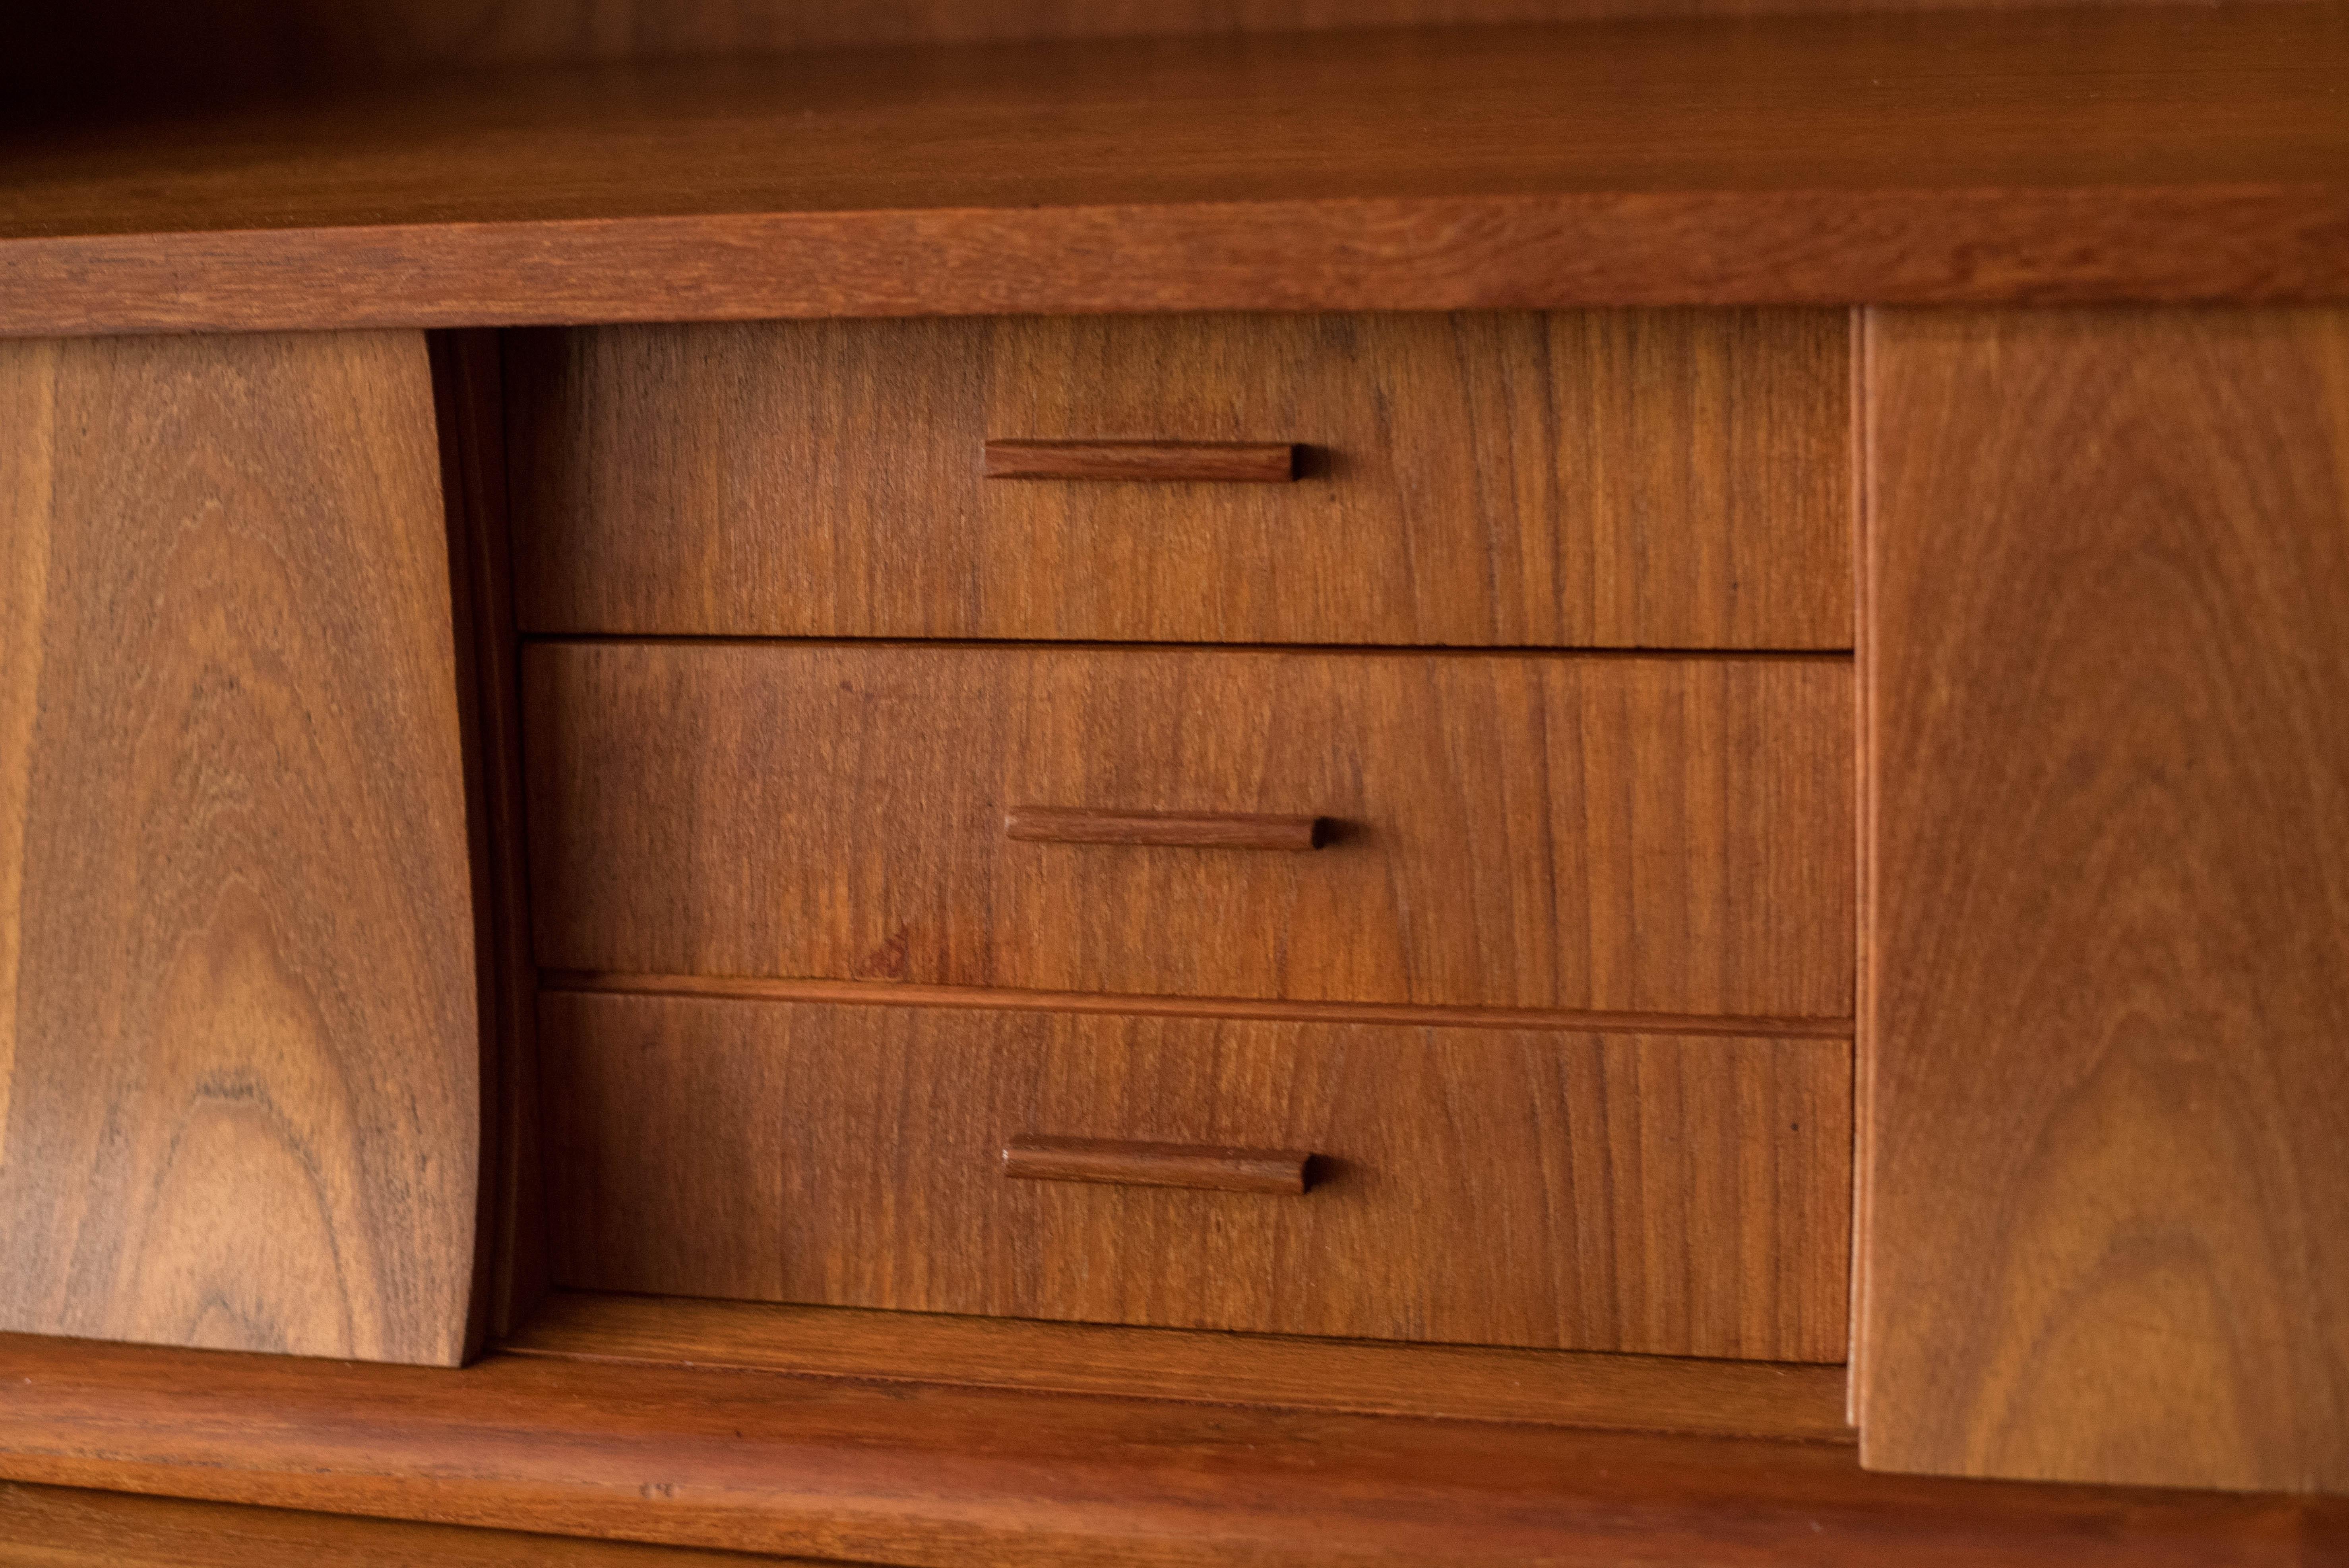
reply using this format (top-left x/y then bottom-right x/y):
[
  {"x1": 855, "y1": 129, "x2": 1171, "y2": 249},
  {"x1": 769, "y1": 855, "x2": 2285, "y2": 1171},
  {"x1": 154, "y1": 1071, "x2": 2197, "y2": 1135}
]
[{"x1": 512, "y1": 308, "x2": 1857, "y2": 1363}]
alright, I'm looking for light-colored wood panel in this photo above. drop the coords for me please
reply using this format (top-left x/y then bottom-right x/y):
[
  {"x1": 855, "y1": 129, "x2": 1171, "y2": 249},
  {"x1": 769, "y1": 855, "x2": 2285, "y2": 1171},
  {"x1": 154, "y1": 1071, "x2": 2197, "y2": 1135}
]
[
  {"x1": 507, "y1": 1289, "x2": 1855, "y2": 1442},
  {"x1": 0, "y1": 332, "x2": 483, "y2": 1366},
  {"x1": 1859, "y1": 306, "x2": 2349, "y2": 1492},
  {"x1": 523, "y1": 643, "x2": 1854, "y2": 1018},
  {"x1": 509, "y1": 312, "x2": 1850, "y2": 649},
  {"x1": 540, "y1": 992, "x2": 1851, "y2": 1361}
]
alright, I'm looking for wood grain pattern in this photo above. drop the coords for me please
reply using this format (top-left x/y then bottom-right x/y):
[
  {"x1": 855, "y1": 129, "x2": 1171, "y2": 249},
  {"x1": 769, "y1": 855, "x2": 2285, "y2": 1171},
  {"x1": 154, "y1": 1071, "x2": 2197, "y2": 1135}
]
[
  {"x1": 984, "y1": 438, "x2": 1299, "y2": 483},
  {"x1": 1859, "y1": 306, "x2": 2349, "y2": 1492},
  {"x1": 6, "y1": 9, "x2": 2348, "y2": 334},
  {"x1": 523, "y1": 643, "x2": 1854, "y2": 1017},
  {"x1": 510, "y1": 312, "x2": 1849, "y2": 648},
  {"x1": 0, "y1": 1482, "x2": 804, "y2": 1568},
  {"x1": 539, "y1": 991, "x2": 1851, "y2": 1360},
  {"x1": 508, "y1": 1289, "x2": 1855, "y2": 1441},
  {"x1": 0, "y1": 331, "x2": 483, "y2": 1366},
  {"x1": 1002, "y1": 1136, "x2": 1315, "y2": 1194},
  {"x1": 2, "y1": 1331, "x2": 2343, "y2": 1568}
]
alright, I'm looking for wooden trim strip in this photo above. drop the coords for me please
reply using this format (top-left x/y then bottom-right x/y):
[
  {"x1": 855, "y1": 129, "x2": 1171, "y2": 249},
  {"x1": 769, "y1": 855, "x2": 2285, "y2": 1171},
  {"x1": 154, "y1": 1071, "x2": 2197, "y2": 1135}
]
[
  {"x1": 537, "y1": 971, "x2": 1857, "y2": 1039},
  {"x1": 504, "y1": 1292, "x2": 1849, "y2": 1441},
  {"x1": 2, "y1": 1328, "x2": 2336, "y2": 1567},
  {"x1": 0, "y1": 1480, "x2": 800, "y2": 1568},
  {"x1": 8, "y1": 186, "x2": 2349, "y2": 340}
]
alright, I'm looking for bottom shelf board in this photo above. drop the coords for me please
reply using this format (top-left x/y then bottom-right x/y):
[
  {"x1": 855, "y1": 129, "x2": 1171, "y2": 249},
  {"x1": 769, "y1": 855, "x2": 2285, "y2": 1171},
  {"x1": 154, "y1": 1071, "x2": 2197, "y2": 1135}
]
[
  {"x1": 0, "y1": 1481, "x2": 801, "y2": 1568},
  {"x1": 504, "y1": 1291, "x2": 1851, "y2": 1442},
  {"x1": 0, "y1": 1301, "x2": 2341, "y2": 1568}
]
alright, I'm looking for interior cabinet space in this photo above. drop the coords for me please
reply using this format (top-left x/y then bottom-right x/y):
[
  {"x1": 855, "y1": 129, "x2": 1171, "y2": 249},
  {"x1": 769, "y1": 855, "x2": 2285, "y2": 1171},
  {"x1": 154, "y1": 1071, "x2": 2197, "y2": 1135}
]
[{"x1": 2, "y1": 3, "x2": 2347, "y2": 1563}]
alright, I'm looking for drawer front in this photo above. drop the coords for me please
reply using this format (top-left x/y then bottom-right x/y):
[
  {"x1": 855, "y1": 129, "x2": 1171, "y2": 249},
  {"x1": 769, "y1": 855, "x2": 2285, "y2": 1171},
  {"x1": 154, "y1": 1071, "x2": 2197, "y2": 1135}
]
[
  {"x1": 542, "y1": 992, "x2": 1852, "y2": 1361},
  {"x1": 524, "y1": 643, "x2": 1853, "y2": 1018},
  {"x1": 509, "y1": 310, "x2": 1850, "y2": 648}
]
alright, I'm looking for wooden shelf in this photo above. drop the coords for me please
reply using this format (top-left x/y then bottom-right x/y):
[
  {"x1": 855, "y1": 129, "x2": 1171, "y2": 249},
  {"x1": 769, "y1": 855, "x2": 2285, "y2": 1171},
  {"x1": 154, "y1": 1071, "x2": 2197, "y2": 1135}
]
[
  {"x1": 3, "y1": 1299, "x2": 2345, "y2": 1565},
  {"x1": 4, "y1": 4, "x2": 2345, "y2": 335}
]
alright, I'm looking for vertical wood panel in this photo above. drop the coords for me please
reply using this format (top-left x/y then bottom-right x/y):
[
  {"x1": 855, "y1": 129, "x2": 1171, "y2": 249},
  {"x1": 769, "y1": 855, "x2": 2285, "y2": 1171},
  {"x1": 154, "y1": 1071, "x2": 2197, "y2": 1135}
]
[
  {"x1": 1860, "y1": 306, "x2": 2349, "y2": 1491},
  {"x1": 0, "y1": 331, "x2": 484, "y2": 1366}
]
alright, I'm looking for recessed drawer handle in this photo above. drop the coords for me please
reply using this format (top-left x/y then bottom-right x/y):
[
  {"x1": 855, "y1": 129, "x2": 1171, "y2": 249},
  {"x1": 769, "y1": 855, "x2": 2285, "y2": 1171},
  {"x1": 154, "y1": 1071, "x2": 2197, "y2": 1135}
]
[
  {"x1": 983, "y1": 439, "x2": 1300, "y2": 483},
  {"x1": 1006, "y1": 806, "x2": 1329, "y2": 851},
  {"x1": 1003, "y1": 1135, "x2": 1313, "y2": 1195}
]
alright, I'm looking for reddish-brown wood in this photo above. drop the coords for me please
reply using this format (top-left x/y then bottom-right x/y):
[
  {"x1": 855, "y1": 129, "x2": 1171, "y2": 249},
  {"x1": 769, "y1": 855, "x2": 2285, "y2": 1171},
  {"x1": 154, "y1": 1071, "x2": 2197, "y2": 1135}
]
[
  {"x1": 5, "y1": 9, "x2": 2347, "y2": 334},
  {"x1": 984, "y1": 439, "x2": 1299, "y2": 483},
  {"x1": 0, "y1": 331, "x2": 484, "y2": 1367},
  {"x1": 0, "y1": 1481, "x2": 801, "y2": 1568},
  {"x1": 510, "y1": 311, "x2": 1850, "y2": 650},
  {"x1": 507, "y1": 1290, "x2": 1855, "y2": 1441},
  {"x1": 539, "y1": 992, "x2": 1849, "y2": 1359},
  {"x1": 430, "y1": 331, "x2": 548, "y2": 1345},
  {"x1": 1859, "y1": 306, "x2": 2349, "y2": 1493},
  {"x1": 1005, "y1": 807, "x2": 1328, "y2": 852},
  {"x1": 523, "y1": 643, "x2": 1854, "y2": 1018},
  {"x1": 1000, "y1": 1135, "x2": 1314, "y2": 1195},
  {"x1": 541, "y1": 970, "x2": 1853, "y2": 1039},
  {"x1": 0, "y1": 1330, "x2": 2341, "y2": 1567}
]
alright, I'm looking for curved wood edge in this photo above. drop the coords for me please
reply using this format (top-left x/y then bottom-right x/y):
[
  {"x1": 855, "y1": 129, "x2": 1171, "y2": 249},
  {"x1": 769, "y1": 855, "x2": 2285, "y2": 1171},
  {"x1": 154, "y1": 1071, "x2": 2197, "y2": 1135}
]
[
  {"x1": 6, "y1": 186, "x2": 2349, "y2": 339},
  {"x1": 0, "y1": 1331, "x2": 2340, "y2": 1568},
  {"x1": 0, "y1": 1481, "x2": 808, "y2": 1567}
]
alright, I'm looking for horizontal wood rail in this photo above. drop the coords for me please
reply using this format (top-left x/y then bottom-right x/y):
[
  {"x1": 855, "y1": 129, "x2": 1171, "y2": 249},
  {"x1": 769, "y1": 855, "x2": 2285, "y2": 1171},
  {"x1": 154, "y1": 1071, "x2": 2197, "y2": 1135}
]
[
  {"x1": 537, "y1": 972, "x2": 1859, "y2": 1040},
  {"x1": 1004, "y1": 1135, "x2": 1313, "y2": 1195},
  {"x1": 984, "y1": 439, "x2": 1300, "y2": 483},
  {"x1": 1, "y1": 1328, "x2": 2336, "y2": 1566},
  {"x1": 1006, "y1": 806, "x2": 1329, "y2": 851}
]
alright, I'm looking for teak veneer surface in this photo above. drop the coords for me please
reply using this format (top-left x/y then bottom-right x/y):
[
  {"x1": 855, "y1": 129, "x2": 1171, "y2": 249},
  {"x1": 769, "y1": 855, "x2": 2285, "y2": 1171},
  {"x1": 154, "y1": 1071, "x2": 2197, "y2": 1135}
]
[
  {"x1": 540, "y1": 992, "x2": 1851, "y2": 1360},
  {"x1": 0, "y1": 332, "x2": 483, "y2": 1366},
  {"x1": 0, "y1": 1482, "x2": 805, "y2": 1568},
  {"x1": 1859, "y1": 306, "x2": 2349, "y2": 1493},
  {"x1": 5, "y1": 7, "x2": 2348, "y2": 333},
  {"x1": 3, "y1": 1331, "x2": 2344, "y2": 1567},
  {"x1": 511, "y1": 311, "x2": 1851, "y2": 649},
  {"x1": 523, "y1": 643, "x2": 1853, "y2": 1018},
  {"x1": 507, "y1": 1289, "x2": 1855, "y2": 1441}
]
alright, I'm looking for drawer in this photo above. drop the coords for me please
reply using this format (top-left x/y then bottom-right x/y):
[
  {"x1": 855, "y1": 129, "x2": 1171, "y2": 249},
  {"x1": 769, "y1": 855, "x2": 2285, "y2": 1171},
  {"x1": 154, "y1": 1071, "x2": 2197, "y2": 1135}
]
[
  {"x1": 541, "y1": 991, "x2": 1852, "y2": 1361},
  {"x1": 523, "y1": 643, "x2": 1853, "y2": 1018},
  {"x1": 508, "y1": 310, "x2": 1850, "y2": 648}
]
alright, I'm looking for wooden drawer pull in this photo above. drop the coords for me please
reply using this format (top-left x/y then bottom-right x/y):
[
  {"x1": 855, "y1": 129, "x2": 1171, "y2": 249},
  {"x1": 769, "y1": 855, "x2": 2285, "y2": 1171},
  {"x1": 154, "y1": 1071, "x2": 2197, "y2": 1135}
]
[
  {"x1": 1003, "y1": 1135, "x2": 1313, "y2": 1195},
  {"x1": 983, "y1": 439, "x2": 1299, "y2": 483},
  {"x1": 1006, "y1": 806, "x2": 1328, "y2": 851}
]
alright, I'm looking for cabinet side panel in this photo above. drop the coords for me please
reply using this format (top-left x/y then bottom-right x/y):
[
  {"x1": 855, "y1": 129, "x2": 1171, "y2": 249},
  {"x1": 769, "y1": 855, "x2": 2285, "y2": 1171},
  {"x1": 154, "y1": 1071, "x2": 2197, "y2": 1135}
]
[
  {"x1": 1859, "y1": 306, "x2": 2349, "y2": 1490},
  {"x1": 0, "y1": 331, "x2": 482, "y2": 1366}
]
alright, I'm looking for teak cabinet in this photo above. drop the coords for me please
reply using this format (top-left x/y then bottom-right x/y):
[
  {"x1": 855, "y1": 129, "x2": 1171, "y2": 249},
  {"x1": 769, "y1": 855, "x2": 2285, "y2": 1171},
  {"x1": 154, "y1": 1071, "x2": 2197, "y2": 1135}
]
[{"x1": 2, "y1": 5, "x2": 2347, "y2": 1564}]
